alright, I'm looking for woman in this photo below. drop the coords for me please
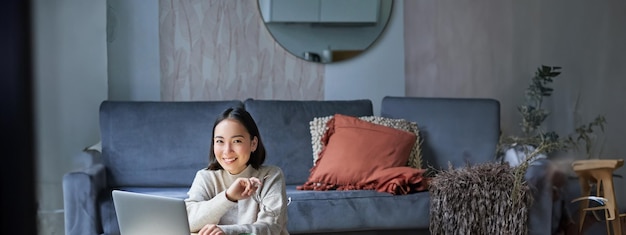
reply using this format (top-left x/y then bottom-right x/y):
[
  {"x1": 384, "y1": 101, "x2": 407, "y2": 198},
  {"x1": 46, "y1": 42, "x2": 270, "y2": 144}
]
[{"x1": 185, "y1": 107, "x2": 289, "y2": 235}]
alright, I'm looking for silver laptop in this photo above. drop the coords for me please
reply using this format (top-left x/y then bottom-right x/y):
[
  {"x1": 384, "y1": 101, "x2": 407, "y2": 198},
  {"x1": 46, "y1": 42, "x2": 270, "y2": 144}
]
[{"x1": 112, "y1": 190, "x2": 191, "y2": 235}]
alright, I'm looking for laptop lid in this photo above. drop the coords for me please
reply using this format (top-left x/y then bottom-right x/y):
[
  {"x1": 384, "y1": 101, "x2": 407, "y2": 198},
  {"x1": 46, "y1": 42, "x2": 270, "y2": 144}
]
[{"x1": 112, "y1": 190, "x2": 191, "y2": 235}]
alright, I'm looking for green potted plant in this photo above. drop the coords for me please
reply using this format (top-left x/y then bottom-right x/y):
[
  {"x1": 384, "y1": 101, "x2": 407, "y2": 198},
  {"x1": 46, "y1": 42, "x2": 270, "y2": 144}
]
[
  {"x1": 497, "y1": 65, "x2": 563, "y2": 168},
  {"x1": 497, "y1": 65, "x2": 607, "y2": 166},
  {"x1": 498, "y1": 65, "x2": 607, "y2": 213}
]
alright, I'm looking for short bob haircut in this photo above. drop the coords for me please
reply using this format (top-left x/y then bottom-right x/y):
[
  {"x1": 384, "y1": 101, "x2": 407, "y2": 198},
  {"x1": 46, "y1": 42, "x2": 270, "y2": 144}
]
[{"x1": 207, "y1": 107, "x2": 266, "y2": 170}]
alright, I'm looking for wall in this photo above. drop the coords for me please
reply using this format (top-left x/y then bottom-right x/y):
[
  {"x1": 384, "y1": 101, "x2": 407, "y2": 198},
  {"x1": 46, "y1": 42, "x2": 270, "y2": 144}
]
[
  {"x1": 324, "y1": 0, "x2": 405, "y2": 114},
  {"x1": 159, "y1": 0, "x2": 323, "y2": 101},
  {"x1": 158, "y1": 0, "x2": 403, "y2": 113},
  {"x1": 157, "y1": 0, "x2": 626, "y2": 166},
  {"x1": 405, "y1": 0, "x2": 519, "y2": 128},
  {"x1": 32, "y1": 0, "x2": 108, "y2": 234},
  {"x1": 405, "y1": 0, "x2": 626, "y2": 148},
  {"x1": 107, "y1": 0, "x2": 161, "y2": 101},
  {"x1": 404, "y1": 0, "x2": 626, "y2": 209}
]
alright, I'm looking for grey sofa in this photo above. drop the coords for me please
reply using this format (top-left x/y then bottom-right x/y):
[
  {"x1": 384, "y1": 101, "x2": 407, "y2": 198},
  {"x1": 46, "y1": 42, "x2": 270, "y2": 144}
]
[{"x1": 63, "y1": 96, "x2": 559, "y2": 235}]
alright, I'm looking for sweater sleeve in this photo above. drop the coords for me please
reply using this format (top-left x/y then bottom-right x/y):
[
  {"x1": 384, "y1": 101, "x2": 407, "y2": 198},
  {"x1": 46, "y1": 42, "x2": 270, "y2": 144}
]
[
  {"x1": 185, "y1": 171, "x2": 237, "y2": 232},
  {"x1": 218, "y1": 167, "x2": 289, "y2": 235}
]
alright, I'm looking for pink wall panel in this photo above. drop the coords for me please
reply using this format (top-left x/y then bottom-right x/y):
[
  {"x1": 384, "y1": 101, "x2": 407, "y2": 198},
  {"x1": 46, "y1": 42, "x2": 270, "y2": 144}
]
[{"x1": 159, "y1": 0, "x2": 323, "y2": 101}]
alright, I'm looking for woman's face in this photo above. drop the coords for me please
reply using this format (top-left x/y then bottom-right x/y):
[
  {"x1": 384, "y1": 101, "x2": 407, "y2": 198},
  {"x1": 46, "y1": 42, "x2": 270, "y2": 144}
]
[{"x1": 213, "y1": 119, "x2": 258, "y2": 174}]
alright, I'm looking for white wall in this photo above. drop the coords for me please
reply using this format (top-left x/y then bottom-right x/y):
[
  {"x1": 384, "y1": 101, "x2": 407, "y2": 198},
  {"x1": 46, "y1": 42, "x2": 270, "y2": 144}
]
[
  {"x1": 107, "y1": 0, "x2": 160, "y2": 101},
  {"x1": 324, "y1": 0, "x2": 404, "y2": 115},
  {"x1": 33, "y1": 0, "x2": 108, "y2": 234}
]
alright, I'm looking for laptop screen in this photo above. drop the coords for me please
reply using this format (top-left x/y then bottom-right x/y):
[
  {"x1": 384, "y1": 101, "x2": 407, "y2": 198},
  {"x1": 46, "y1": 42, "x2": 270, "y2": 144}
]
[{"x1": 112, "y1": 190, "x2": 191, "y2": 235}]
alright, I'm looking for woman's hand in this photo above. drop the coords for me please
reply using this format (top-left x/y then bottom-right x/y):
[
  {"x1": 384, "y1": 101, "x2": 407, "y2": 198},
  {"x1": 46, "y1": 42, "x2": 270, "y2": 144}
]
[
  {"x1": 198, "y1": 224, "x2": 224, "y2": 235},
  {"x1": 225, "y1": 177, "x2": 263, "y2": 202}
]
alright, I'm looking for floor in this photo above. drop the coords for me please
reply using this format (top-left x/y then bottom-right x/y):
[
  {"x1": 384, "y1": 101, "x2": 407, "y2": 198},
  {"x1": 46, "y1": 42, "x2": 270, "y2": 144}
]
[
  {"x1": 35, "y1": 206, "x2": 624, "y2": 235},
  {"x1": 37, "y1": 210, "x2": 64, "y2": 235},
  {"x1": 37, "y1": 215, "x2": 626, "y2": 235}
]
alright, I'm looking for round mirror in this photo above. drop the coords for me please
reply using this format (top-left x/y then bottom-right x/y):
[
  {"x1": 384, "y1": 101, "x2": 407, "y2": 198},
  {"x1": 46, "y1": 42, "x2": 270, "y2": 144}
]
[{"x1": 258, "y1": 0, "x2": 393, "y2": 63}]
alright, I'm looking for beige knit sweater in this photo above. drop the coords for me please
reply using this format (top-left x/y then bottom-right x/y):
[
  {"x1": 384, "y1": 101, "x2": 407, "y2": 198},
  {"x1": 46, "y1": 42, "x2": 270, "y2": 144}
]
[{"x1": 185, "y1": 165, "x2": 289, "y2": 235}]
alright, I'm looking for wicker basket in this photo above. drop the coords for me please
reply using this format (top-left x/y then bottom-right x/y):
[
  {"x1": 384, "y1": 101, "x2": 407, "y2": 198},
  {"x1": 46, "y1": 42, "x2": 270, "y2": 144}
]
[{"x1": 429, "y1": 162, "x2": 532, "y2": 235}]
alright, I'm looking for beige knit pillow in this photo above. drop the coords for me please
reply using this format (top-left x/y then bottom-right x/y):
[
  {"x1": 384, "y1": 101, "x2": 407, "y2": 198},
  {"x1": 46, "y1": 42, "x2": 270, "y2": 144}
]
[{"x1": 310, "y1": 115, "x2": 423, "y2": 169}]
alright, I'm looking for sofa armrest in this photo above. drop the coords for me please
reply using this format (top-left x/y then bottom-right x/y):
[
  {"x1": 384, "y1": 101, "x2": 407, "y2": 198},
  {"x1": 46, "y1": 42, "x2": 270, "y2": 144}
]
[
  {"x1": 524, "y1": 159, "x2": 562, "y2": 235},
  {"x1": 74, "y1": 149, "x2": 102, "y2": 169},
  {"x1": 63, "y1": 162, "x2": 106, "y2": 235}
]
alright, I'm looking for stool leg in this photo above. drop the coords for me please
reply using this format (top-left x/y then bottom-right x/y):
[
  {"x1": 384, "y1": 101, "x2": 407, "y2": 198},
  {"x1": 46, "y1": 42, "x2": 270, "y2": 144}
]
[
  {"x1": 600, "y1": 175, "x2": 621, "y2": 235},
  {"x1": 578, "y1": 176, "x2": 591, "y2": 233}
]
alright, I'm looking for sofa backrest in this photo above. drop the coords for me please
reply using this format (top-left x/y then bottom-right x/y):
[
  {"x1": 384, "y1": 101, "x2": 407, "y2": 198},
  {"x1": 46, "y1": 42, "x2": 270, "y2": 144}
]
[
  {"x1": 380, "y1": 96, "x2": 500, "y2": 170},
  {"x1": 244, "y1": 99, "x2": 374, "y2": 185},
  {"x1": 100, "y1": 100, "x2": 243, "y2": 187}
]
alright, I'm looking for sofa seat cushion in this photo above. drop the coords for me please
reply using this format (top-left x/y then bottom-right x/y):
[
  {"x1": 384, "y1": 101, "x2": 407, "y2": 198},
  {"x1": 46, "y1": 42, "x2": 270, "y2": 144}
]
[
  {"x1": 102, "y1": 186, "x2": 431, "y2": 234},
  {"x1": 285, "y1": 185, "x2": 431, "y2": 233}
]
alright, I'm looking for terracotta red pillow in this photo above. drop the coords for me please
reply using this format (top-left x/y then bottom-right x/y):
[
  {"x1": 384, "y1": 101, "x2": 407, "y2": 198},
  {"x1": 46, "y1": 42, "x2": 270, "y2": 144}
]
[
  {"x1": 310, "y1": 115, "x2": 423, "y2": 169},
  {"x1": 298, "y1": 114, "x2": 417, "y2": 190}
]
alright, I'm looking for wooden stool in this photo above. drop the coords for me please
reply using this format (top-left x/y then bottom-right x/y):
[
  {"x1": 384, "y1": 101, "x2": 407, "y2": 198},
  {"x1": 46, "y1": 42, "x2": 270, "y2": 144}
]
[{"x1": 571, "y1": 159, "x2": 624, "y2": 235}]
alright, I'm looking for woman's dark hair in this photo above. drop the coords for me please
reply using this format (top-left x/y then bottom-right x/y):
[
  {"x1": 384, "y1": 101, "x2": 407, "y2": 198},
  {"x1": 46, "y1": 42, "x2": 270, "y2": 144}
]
[{"x1": 207, "y1": 107, "x2": 266, "y2": 170}]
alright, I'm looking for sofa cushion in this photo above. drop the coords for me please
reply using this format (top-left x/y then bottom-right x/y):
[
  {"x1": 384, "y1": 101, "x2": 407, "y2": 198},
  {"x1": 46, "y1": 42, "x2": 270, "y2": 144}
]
[
  {"x1": 244, "y1": 99, "x2": 373, "y2": 185},
  {"x1": 285, "y1": 186, "x2": 431, "y2": 233},
  {"x1": 310, "y1": 115, "x2": 423, "y2": 169},
  {"x1": 300, "y1": 114, "x2": 416, "y2": 190},
  {"x1": 380, "y1": 96, "x2": 500, "y2": 170},
  {"x1": 100, "y1": 100, "x2": 243, "y2": 187}
]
